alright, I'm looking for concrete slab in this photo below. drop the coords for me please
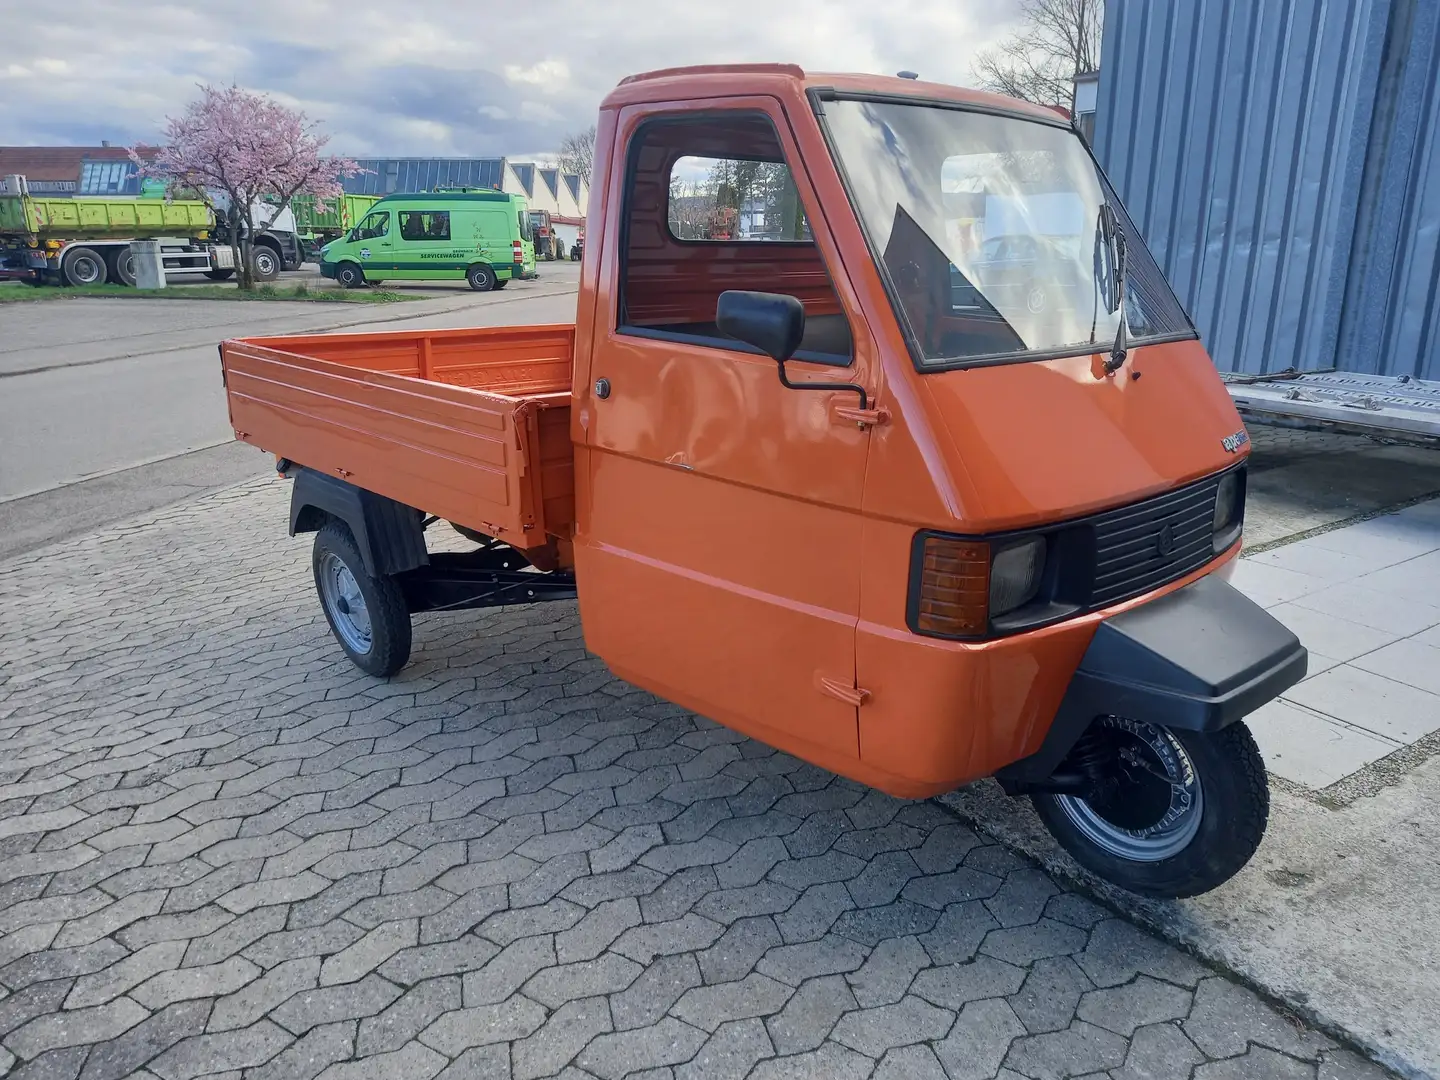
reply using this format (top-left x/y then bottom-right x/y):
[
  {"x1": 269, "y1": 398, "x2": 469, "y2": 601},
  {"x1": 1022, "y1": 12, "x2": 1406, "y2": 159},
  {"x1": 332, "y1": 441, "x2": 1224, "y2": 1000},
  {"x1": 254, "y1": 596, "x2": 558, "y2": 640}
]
[
  {"x1": 1247, "y1": 699, "x2": 1402, "y2": 787},
  {"x1": 1263, "y1": 601, "x2": 1402, "y2": 662},
  {"x1": 1350, "y1": 637, "x2": 1440, "y2": 696}
]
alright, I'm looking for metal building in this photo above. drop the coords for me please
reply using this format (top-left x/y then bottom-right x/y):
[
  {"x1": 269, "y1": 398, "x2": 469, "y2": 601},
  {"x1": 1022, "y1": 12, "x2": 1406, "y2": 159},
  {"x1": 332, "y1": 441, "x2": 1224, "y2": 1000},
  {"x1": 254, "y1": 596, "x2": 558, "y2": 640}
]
[{"x1": 1094, "y1": 0, "x2": 1440, "y2": 434}]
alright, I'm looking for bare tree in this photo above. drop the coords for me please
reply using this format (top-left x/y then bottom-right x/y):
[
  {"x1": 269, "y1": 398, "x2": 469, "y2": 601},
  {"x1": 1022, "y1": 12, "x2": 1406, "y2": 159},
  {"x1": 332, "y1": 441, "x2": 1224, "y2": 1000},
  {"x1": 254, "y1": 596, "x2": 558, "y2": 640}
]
[
  {"x1": 557, "y1": 125, "x2": 596, "y2": 183},
  {"x1": 973, "y1": 0, "x2": 1103, "y2": 109}
]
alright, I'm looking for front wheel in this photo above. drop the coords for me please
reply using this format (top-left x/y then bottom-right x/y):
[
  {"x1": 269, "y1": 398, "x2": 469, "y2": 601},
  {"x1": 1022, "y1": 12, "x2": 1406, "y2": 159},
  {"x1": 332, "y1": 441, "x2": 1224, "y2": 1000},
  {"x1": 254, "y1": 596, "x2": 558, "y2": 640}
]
[
  {"x1": 312, "y1": 522, "x2": 412, "y2": 677},
  {"x1": 1031, "y1": 718, "x2": 1268, "y2": 898},
  {"x1": 334, "y1": 262, "x2": 366, "y2": 289},
  {"x1": 250, "y1": 246, "x2": 281, "y2": 282}
]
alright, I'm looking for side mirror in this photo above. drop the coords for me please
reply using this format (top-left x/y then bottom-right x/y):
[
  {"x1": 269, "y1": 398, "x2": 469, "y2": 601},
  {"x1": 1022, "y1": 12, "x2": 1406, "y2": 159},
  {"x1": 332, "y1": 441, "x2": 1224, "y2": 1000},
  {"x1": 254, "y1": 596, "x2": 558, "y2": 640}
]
[{"x1": 716, "y1": 290, "x2": 805, "y2": 363}]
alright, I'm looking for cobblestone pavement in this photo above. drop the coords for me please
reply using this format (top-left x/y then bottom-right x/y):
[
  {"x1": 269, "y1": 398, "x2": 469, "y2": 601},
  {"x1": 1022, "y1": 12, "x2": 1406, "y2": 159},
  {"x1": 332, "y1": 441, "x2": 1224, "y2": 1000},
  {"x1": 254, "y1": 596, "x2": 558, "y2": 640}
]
[{"x1": 0, "y1": 479, "x2": 1390, "y2": 1080}]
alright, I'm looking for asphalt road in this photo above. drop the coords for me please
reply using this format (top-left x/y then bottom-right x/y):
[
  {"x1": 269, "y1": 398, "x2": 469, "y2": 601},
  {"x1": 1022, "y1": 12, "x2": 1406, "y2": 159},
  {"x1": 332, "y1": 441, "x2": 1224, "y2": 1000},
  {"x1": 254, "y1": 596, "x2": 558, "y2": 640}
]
[{"x1": 0, "y1": 264, "x2": 581, "y2": 558}]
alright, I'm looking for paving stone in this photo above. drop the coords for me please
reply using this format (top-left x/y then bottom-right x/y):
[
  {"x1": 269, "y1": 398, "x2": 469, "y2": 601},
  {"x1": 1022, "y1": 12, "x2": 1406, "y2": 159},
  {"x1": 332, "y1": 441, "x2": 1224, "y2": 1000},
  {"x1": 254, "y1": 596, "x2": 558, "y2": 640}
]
[
  {"x1": 120, "y1": 907, "x2": 235, "y2": 951},
  {"x1": 576, "y1": 1017, "x2": 709, "y2": 1080},
  {"x1": 209, "y1": 957, "x2": 322, "y2": 1032},
  {"x1": 1192, "y1": 1045, "x2": 1317, "y2": 1080},
  {"x1": 8, "y1": 1045, "x2": 90, "y2": 1080},
  {"x1": 510, "y1": 852, "x2": 591, "y2": 908},
  {"x1": 0, "y1": 980, "x2": 74, "y2": 1040},
  {"x1": 613, "y1": 915, "x2": 724, "y2": 965},
  {"x1": 674, "y1": 1017, "x2": 774, "y2": 1080},
  {"x1": 557, "y1": 898, "x2": 643, "y2": 964},
  {"x1": 1111, "y1": 1022, "x2": 1207, "y2": 1080},
  {"x1": 747, "y1": 1042, "x2": 874, "y2": 1080},
  {"x1": 185, "y1": 905, "x2": 288, "y2": 968},
  {"x1": 5, "y1": 996, "x2": 151, "y2": 1060},
  {"x1": 764, "y1": 975, "x2": 857, "y2": 1055},
  {"x1": 53, "y1": 890, "x2": 167, "y2": 948},
  {"x1": 768, "y1": 852, "x2": 866, "y2": 892},
  {"x1": 934, "y1": 997, "x2": 1026, "y2": 1080},
  {"x1": 773, "y1": 883, "x2": 853, "y2": 945},
  {"x1": 377, "y1": 935, "x2": 499, "y2": 985},
  {"x1": 355, "y1": 976, "x2": 460, "y2": 1056},
  {"x1": 830, "y1": 993, "x2": 954, "y2": 1056},
  {"x1": 312, "y1": 1041, "x2": 447, "y2": 1080},
  {"x1": 79, "y1": 1000, "x2": 212, "y2": 1080},
  {"x1": 872, "y1": 1043, "x2": 949, "y2": 1080},
  {"x1": 460, "y1": 935, "x2": 556, "y2": 1006},
  {"x1": 319, "y1": 919, "x2": 418, "y2": 986},
  {"x1": 217, "y1": 872, "x2": 328, "y2": 915},
  {"x1": 590, "y1": 825, "x2": 665, "y2": 874},
  {"x1": 1183, "y1": 976, "x2": 1334, "y2": 1059},
  {"x1": 1076, "y1": 919, "x2": 1208, "y2": 989},
  {"x1": 830, "y1": 899, "x2": 939, "y2": 946},
  {"x1": 1076, "y1": 975, "x2": 1193, "y2": 1036},
  {"x1": 696, "y1": 916, "x2": 782, "y2": 986},
  {"x1": 525, "y1": 954, "x2": 644, "y2": 1009},
  {"x1": 419, "y1": 886, "x2": 509, "y2": 945},
  {"x1": 512, "y1": 996, "x2": 613, "y2": 1080},
  {"x1": 983, "y1": 869, "x2": 1061, "y2": 928},
  {"x1": 757, "y1": 935, "x2": 869, "y2": 986},
  {"x1": 162, "y1": 862, "x2": 262, "y2": 915},
  {"x1": 611, "y1": 953, "x2": 703, "y2": 1031},
  {"x1": 432, "y1": 1045, "x2": 512, "y2": 1080},
  {"x1": 1, "y1": 938, "x2": 128, "y2": 990},
  {"x1": 981, "y1": 918, "x2": 1089, "y2": 966},
  {"x1": 780, "y1": 811, "x2": 850, "y2": 859},
  {"x1": 692, "y1": 882, "x2": 799, "y2": 925},
  {"x1": 1042, "y1": 893, "x2": 1111, "y2": 930},
  {"x1": 845, "y1": 935, "x2": 929, "y2": 1008},
  {"x1": 132, "y1": 956, "x2": 260, "y2": 1010},
  {"x1": 344, "y1": 886, "x2": 455, "y2": 928},
  {"x1": 1003, "y1": 1020, "x2": 1130, "y2": 1080},
  {"x1": 65, "y1": 940, "x2": 188, "y2": 1009},
  {"x1": 249, "y1": 1019, "x2": 355, "y2": 1080},
  {"x1": 913, "y1": 954, "x2": 1027, "y2": 1009},
  {"x1": 419, "y1": 996, "x2": 547, "y2": 1055},
  {"x1": 671, "y1": 973, "x2": 794, "y2": 1031},
  {"x1": 1316, "y1": 1048, "x2": 1395, "y2": 1080},
  {"x1": 1005, "y1": 955, "x2": 1091, "y2": 1035},
  {"x1": 243, "y1": 923, "x2": 366, "y2": 970},
  {"x1": 287, "y1": 871, "x2": 382, "y2": 931},
  {"x1": 270, "y1": 975, "x2": 403, "y2": 1035}
]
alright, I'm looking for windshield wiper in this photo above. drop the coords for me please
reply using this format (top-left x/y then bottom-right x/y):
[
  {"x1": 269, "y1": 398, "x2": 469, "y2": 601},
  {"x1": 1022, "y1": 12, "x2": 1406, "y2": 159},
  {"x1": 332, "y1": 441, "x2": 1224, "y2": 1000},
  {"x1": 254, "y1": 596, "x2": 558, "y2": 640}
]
[{"x1": 1098, "y1": 202, "x2": 1129, "y2": 374}]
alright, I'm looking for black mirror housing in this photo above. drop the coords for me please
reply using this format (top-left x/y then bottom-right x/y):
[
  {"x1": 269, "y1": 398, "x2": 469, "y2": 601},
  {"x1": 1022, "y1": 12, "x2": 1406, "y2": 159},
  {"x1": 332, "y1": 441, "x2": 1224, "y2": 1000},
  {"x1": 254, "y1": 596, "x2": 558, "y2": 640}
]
[{"x1": 716, "y1": 290, "x2": 805, "y2": 363}]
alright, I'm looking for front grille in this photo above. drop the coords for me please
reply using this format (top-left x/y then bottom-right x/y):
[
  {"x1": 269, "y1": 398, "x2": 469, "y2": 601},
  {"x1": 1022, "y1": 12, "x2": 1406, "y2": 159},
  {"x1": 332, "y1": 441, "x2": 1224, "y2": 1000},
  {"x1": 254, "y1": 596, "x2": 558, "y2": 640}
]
[{"x1": 1087, "y1": 472, "x2": 1225, "y2": 607}]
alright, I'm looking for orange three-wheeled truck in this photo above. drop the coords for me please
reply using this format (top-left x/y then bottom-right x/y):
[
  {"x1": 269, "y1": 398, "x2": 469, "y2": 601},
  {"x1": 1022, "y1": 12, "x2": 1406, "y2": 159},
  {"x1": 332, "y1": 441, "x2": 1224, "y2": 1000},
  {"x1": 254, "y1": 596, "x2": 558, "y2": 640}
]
[{"x1": 220, "y1": 65, "x2": 1307, "y2": 898}]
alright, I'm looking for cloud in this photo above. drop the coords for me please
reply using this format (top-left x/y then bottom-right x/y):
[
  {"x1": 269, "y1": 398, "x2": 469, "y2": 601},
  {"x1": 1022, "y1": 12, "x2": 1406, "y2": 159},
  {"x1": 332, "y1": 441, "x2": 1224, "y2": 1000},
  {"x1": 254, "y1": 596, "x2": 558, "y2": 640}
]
[{"x1": 2, "y1": 0, "x2": 1028, "y2": 156}]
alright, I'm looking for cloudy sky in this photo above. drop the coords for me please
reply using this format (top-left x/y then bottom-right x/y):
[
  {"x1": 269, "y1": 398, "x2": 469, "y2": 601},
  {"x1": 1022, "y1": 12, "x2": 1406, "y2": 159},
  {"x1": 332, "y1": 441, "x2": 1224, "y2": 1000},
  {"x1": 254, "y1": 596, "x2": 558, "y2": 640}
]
[{"x1": 2, "y1": 0, "x2": 1025, "y2": 158}]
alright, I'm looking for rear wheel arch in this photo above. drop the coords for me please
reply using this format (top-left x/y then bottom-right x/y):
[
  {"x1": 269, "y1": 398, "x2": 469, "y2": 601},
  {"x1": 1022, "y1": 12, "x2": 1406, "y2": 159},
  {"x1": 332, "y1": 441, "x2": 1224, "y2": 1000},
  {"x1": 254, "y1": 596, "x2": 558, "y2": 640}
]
[{"x1": 288, "y1": 466, "x2": 428, "y2": 576}]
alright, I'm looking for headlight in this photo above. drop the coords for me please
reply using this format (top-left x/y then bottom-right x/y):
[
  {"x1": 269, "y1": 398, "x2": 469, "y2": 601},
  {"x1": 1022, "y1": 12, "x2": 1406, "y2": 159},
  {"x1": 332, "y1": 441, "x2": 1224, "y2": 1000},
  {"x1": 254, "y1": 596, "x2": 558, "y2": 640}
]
[
  {"x1": 990, "y1": 537, "x2": 1046, "y2": 617},
  {"x1": 1213, "y1": 469, "x2": 1244, "y2": 549}
]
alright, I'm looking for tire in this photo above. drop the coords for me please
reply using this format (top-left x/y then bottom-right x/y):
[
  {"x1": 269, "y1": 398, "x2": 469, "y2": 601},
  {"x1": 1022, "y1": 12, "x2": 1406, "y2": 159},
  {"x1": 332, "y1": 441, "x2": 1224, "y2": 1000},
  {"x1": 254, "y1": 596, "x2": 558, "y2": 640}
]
[
  {"x1": 312, "y1": 521, "x2": 412, "y2": 678},
  {"x1": 107, "y1": 248, "x2": 138, "y2": 287},
  {"x1": 250, "y1": 245, "x2": 281, "y2": 282},
  {"x1": 1031, "y1": 718, "x2": 1269, "y2": 898},
  {"x1": 466, "y1": 264, "x2": 496, "y2": 292},
  {"x1": 335, "y1": 262, "x2": 367, "y2": 289},
  {"x1": 205, "y1": 268, "x2": 235, "y2": 281},
  {"x1": 62, "y1": 247, "x2": 107, "y2": 287},
  {"x1": 493, "y1": 278, "x2": 508, "y2": 290}
]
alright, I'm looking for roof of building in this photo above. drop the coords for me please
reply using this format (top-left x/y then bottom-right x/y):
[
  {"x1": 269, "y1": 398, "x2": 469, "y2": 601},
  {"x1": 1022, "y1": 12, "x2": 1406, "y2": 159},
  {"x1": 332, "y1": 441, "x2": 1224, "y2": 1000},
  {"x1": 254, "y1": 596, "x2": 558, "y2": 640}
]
[{"x1": 0, "y1": 145, "x2": 133, "y2": 182}]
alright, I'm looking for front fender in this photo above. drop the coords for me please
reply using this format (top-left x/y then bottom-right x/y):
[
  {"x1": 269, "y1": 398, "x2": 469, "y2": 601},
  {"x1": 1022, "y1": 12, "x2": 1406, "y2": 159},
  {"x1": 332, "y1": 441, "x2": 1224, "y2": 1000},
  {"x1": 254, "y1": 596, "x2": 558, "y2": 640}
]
[{"x1": 997, "y1": 574, "x2": 1306, "y2": 790}]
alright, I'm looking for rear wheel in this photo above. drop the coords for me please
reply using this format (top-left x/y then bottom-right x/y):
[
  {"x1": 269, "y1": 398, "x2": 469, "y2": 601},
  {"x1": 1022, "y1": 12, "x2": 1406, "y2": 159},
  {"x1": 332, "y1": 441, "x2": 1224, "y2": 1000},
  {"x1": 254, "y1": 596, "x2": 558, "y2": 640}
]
[
  {"x1": 1031, "y1": 717, "x2": 1268, "y2": 898},
  {"x1": 466, "y1": 264, "x2": 495, "y2": 292},
  {"x1": 62, "y1": 247, "x2": 107, "y2": 287},
  {"x1": 335, "y1": 261, "x2": 366, "y2": 289},
  {"x1": 493, "y1": 278, "x2": 508, "y2": 290},
  {"x1": 312, "y1": 522, "x2": 411, "y2": 677},
  {"x1": 107, "y1": 248, "x2": 138, "y2": 287}
]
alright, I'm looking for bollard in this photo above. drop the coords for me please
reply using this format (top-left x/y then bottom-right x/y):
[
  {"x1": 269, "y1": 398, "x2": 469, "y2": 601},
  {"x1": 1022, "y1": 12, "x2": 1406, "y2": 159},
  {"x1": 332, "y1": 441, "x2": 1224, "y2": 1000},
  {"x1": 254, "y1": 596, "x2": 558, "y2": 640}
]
[{"x1": 129, "y1": 240, "x2": 165, "y2": 289}]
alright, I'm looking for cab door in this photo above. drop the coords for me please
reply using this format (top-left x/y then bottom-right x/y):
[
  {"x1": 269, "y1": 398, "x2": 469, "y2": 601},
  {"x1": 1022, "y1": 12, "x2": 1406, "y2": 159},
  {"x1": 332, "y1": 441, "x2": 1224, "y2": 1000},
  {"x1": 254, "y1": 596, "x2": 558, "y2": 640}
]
[{"x1": 573, "y1": 100, "x2": 876, "y2": 770}]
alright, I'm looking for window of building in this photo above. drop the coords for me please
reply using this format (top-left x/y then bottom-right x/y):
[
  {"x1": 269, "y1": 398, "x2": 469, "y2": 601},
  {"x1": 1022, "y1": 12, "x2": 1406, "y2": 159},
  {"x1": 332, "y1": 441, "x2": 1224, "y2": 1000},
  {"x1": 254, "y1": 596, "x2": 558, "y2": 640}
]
[
  {"x1": 399, "y1": 210, "x2": 450, "y2": 241},
  {"x1": 619, "y1": 112, "x2": 852, "y2": 366}
]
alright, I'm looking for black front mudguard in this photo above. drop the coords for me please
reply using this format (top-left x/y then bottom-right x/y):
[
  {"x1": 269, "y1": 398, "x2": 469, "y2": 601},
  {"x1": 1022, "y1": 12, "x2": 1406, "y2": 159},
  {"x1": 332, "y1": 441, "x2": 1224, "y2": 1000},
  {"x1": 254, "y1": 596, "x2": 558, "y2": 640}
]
[{"x1": 996, "y1": 574, "x2": 1307, "y2": 793}]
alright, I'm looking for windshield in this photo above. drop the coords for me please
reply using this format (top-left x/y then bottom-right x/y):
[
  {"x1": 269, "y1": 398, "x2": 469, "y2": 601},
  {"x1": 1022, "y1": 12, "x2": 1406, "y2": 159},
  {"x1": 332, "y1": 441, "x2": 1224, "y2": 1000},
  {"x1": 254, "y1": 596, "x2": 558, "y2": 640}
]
[{"x1": 821, "y1": 98, "x2": 1191, "y2": 368}]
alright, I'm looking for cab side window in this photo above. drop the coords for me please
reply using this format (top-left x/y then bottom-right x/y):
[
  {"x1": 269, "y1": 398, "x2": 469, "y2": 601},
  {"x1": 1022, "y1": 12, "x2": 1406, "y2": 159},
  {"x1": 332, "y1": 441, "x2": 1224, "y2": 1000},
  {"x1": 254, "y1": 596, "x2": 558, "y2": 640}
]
[
  {"x1": 355, "y1": 212, "x2": 389, "y2": 240},
  {"x1": 400, "y1": 211, "x2": 450, "y2": 241},
  {"x1": 617, "y1": 112, "x2": 853, "y2": 366}
]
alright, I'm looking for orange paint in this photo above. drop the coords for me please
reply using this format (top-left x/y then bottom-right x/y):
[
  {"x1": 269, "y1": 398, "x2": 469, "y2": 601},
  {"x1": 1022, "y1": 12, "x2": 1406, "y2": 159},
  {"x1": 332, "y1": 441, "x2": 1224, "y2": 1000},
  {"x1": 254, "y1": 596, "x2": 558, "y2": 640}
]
[{"x1": 222, "y1": 65, "x2": 1255, "y2": 798}]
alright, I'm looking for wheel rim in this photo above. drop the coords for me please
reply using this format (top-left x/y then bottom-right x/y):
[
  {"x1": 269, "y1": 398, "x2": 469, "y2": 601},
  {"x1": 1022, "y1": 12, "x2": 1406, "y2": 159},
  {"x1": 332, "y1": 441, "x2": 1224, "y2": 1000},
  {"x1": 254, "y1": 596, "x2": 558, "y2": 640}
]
[
  {"x1": 119, "y1": 255, "x2": 135, "y2": 281},
  {"x1": 1054, "y1": 717, "x2": 1204, "y2": 862},
  {"x1": 1026, "y1": 285, "x2": 1047, "y2": 313},
  {"x1": 318, "y1": 552, "x2": 372, "y2": 654},
  {"x1": 340, "y1": 266, "x2": 358, "y2": 285},
  {"x1": 255, "y1": 251, "x2": 277, "y2": 276},
  {"x1": 71, "y1": 255, "x2": 102, "y2": 284}
]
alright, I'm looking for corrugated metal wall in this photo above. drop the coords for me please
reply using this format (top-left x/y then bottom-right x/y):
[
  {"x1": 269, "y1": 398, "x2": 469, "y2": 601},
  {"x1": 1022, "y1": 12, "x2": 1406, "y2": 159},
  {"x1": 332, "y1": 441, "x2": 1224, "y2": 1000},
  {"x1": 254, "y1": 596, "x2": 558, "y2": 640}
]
[{"x1": 1095, "y1": 0, "x2": 1440, "y2": 380}]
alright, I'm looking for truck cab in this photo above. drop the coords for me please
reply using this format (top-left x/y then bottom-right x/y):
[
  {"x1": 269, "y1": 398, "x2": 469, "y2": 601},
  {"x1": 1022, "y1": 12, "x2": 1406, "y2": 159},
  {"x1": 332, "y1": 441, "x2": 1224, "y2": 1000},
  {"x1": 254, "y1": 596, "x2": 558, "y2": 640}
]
[{"x1": 221, "y1": 64, "x2": 1306, "y2": 899}]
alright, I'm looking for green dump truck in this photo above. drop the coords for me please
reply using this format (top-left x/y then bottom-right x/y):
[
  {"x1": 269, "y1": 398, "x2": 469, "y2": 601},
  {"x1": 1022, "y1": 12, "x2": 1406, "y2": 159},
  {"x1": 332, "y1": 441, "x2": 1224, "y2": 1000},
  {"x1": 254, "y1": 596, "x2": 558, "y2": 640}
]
[
  {"x1": 0, "y1": 174, "x2": 299, "y2": 286},
  {"x1": 289, "y1": 193, "x2": 380, "y2": 262}
]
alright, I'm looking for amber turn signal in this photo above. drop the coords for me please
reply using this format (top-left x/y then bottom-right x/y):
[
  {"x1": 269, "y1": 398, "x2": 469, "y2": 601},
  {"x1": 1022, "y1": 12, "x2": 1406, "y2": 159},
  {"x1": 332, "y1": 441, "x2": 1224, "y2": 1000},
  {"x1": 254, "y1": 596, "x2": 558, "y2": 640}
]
[{"x1": 916, "y1": 536, "x2": 990, "y2": 636}]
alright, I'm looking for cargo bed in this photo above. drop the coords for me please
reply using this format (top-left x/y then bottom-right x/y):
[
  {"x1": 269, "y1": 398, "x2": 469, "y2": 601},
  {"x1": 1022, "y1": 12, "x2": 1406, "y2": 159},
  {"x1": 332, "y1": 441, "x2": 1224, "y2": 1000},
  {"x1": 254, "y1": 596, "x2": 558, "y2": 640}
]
[{"x1": 221, "y1": 324, "x2": 576, "y2": 551}]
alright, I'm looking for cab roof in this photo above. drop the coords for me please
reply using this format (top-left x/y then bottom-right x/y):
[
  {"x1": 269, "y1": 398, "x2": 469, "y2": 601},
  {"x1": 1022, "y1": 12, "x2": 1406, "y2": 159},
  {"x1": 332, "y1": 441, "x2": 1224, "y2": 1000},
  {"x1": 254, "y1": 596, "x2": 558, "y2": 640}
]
[{"x1": 602, "y1": 63, "x2": 1069, "y2": 127}]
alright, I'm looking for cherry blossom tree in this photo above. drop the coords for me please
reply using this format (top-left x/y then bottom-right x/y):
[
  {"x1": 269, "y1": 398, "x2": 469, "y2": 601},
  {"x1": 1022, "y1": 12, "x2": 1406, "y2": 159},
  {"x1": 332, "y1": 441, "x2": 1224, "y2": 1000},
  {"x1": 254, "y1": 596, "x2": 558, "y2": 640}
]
[{"x1": 132, "y1": 86, "x2": 360, "y2": 289}]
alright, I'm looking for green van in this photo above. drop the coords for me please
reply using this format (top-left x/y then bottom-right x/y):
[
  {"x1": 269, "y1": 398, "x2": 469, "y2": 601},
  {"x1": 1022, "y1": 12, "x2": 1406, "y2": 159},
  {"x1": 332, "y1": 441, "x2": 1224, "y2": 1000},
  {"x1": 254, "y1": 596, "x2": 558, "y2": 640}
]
[{"x1": 319, "y1": 191, "x2": 537, "y2": 290}]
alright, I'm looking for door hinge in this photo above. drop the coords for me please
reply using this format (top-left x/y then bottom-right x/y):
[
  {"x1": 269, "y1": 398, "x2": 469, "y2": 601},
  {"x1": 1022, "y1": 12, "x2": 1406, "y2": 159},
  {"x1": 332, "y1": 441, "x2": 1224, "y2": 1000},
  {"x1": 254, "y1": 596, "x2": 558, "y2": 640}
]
[
  {"x1": 817, "y1": 675, "x2": 871, "y2": 707},
  {"x1": 833, "y1": 402, "x2": 890, "y2": 429}
]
